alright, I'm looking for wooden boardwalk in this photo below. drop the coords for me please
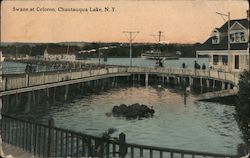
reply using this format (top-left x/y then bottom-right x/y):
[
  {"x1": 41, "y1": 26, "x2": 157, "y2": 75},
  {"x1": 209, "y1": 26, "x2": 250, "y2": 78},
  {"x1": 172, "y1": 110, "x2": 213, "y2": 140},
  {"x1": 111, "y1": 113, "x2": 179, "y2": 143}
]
[
  {"x1": 196, "y1": 89, "x2": 238, "y2": 101},
  {"x1": 2, "y1": 143, "x2": 39, "y2": 158},
  {"x1": 1, "y1": 67, "x2": 240, "y2": 96}
]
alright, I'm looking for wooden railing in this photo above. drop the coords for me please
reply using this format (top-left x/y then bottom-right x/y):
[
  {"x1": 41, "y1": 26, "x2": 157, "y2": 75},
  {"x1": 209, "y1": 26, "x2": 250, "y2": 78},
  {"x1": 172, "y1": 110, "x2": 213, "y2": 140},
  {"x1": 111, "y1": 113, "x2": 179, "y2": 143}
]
[
  {"x1": 0, "y1": 114, "x2": 241, "y2": 158},
  {"x1": 1, "y1": 67, "x2": 240, "y2": 93}
]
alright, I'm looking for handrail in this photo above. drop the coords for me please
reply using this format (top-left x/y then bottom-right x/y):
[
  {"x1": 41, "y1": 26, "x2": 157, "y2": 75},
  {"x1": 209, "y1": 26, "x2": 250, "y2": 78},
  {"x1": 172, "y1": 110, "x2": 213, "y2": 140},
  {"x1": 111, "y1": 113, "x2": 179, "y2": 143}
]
[
  {"x1": 1, "y1": 66, "x2": 240, "y2": 95},
  {"x1": 0, "y1": 114, "x2": 239, "y2": 158},
  {"x1": 125, "y1": 142, "x2": 237, "y2": 157}
]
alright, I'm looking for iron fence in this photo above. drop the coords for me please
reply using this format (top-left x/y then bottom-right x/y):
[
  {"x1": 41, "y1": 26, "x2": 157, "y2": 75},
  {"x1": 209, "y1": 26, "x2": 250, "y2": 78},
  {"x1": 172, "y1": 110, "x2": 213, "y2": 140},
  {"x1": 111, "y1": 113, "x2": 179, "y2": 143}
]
[{"x1": 0, "y1": 114, "x2": 242, "y2": 158}]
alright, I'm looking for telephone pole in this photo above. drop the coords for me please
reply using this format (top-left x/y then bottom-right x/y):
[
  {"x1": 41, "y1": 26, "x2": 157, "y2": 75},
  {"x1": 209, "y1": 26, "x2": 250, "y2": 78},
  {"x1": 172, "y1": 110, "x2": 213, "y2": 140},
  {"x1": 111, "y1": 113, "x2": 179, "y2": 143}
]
[
  {"x1": 151, "y1": 31, "x2": 164, "y2": 59},
  {"x1": 216, "y1": 12, "x2": 230, "y2": 72},
  {"x1": 123, "y1": 31, "x2": 139, "y2": 67}
]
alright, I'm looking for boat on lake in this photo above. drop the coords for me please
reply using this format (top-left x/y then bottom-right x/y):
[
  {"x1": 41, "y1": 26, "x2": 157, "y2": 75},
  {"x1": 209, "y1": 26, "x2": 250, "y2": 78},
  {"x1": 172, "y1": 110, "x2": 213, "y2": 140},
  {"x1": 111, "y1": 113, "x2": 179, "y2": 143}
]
[{"x1": 141, "y1": 50, "x2": 180, "y2": 60}]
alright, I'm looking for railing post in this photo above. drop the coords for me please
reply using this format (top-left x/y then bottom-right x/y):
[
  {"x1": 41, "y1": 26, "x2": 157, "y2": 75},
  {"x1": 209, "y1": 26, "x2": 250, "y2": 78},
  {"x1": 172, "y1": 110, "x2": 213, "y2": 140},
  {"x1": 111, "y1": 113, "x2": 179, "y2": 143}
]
[
  {"x1": 43, "y1": 72, "x2": 45, "y2": 84},
  {"x1": 25, "y1": 73, "x2": 29, "y2": 87},
  {"x1": 47, "y1": 118, "x2": 55, "y2": 157},
  {"x1": 237, "y1": 143, "x2": 248, "y2": 157},
  {"x1": 119, "y1": 132, "x2": 127, "y2": 158}
]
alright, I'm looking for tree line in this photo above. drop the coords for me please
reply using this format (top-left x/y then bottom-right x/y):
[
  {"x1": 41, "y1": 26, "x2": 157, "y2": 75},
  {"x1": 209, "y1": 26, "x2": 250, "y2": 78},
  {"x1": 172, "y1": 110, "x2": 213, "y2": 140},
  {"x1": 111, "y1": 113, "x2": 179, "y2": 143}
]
[{"x1": 0, "y1": 42, "x2": 202, "y2": 58}]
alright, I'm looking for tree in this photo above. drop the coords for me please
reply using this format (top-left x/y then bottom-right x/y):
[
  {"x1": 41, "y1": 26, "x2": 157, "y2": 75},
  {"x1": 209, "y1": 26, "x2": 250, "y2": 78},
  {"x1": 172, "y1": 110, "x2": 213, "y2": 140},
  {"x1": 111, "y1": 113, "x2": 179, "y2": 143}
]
[{"x1": 236, "y1": 70, "x2": 250, "y2": 144}]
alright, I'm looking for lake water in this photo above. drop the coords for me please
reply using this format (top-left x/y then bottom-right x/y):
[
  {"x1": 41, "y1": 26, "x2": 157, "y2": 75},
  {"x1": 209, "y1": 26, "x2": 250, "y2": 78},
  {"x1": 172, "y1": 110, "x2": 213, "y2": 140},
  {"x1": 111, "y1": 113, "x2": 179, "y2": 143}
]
[
  {"x1": 2, "y1": 57, "x2": 208, "y2": 74},
  {"x1": 87, "y1": 57, "x2": 208, "y2": 68}
]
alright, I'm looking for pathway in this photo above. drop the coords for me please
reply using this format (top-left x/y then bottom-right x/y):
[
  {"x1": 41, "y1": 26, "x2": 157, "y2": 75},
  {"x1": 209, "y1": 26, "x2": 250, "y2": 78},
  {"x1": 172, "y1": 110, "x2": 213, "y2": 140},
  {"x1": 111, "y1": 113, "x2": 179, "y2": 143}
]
[{"x1": 2, "y1": 143, "x2": 39, "y2": 158}]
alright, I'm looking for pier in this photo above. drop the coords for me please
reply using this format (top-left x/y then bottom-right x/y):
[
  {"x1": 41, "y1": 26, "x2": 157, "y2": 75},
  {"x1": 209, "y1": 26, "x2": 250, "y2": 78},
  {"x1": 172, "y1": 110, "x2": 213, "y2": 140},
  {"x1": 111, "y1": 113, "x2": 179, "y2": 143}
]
[{"x1": 0, "y1": 66, "x2": 239, "y2": 96}]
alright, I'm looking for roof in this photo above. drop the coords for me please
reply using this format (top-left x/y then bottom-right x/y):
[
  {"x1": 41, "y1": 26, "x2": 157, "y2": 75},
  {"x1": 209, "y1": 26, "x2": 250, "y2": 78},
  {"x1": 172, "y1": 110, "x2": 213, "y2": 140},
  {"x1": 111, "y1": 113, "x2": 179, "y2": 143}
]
[
  {"x1": 45, "y1": 46, "x2": 77, "y2": 55},
  {"x1": 218, "y1": 19, "x2": 249, "y2": 32},
  {"x1": 197, "y1": 18, "x2": 249, "y2": 51},
  {"x1": 197, "y1": 37, "x2": 248, "y2": 51}
]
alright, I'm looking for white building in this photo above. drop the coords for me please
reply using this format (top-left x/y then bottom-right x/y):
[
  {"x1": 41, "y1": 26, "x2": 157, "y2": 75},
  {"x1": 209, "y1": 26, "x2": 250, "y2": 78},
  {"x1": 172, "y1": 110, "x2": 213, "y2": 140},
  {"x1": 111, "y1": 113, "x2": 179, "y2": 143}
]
[
  {"x1": 196, "y1": 17, "x2": 249, "y2": 73},
  {"x1": 44, "y1": 46, "x2": 77, "y2": 61}
]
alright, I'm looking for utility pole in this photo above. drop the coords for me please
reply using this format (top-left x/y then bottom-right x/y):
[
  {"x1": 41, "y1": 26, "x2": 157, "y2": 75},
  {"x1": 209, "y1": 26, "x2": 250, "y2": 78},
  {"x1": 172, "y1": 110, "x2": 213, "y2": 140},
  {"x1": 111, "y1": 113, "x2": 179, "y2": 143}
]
[
  {"x1": 216, "y1": 12, "x2": 230, "y2": 72},
  {"x1": 151, "y1": 31, "x2": 164, "y2": 59},
  {"x1": 123, "y1": 31, "x2": 139, "y2": 67},
  {"x1": 66, "y1": 43, "x2": 70, "y2": 55},
  {"x1": 29, "y1": 46, "x2": 32, "y2": 56},
  {"x1": 98, "y1": 41, "x2": 101, "y2": 65},
  {"x1": 15, "y1": 46, "x2": 18, "y2": 60}
]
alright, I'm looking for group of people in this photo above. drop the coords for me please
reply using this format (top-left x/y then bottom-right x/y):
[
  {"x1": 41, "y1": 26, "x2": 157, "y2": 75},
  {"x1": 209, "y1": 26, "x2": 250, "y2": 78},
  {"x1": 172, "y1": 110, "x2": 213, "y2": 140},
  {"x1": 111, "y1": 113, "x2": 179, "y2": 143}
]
[
  {"x1": 194, "y1": 60, "x2": 206, "y2": 70},
  {"x1": 156, "y1": 58, "x2": 164, "y2": 67},
  {"x1": 181, "y1": 60, "x2": 206, "y2": 70},
  {"x1": 25, "y1": 64, "x2": 36, "y2": 73}
]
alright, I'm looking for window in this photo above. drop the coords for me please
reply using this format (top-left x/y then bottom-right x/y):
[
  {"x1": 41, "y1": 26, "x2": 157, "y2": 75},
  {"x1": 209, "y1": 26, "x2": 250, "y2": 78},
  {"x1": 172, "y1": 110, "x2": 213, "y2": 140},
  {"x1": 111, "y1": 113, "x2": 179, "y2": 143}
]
[
  {"x1": 212, "y1": 36, "x2": 219, "y2": 44},
  {"x1": 230, "y1": 34, "x2": 235, "y2": 42},
  {"x1": 222, "y1": 55, "x2": 228, "y2": 65},
  {"x1": 230, "y1": 32, "x2": 246, "y2": 43},
  {"x1": 213, "y1": 55, "x2": 219, "y2": 65},
  {"x1": 241, "y1": 32, "x2": 246, "y2": 41}
]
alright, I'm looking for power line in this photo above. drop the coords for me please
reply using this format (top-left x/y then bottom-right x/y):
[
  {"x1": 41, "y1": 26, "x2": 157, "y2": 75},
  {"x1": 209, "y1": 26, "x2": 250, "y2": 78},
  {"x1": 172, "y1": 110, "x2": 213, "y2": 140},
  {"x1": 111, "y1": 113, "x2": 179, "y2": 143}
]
[
  {"x1": 150, "y1": 31, "x2": 164, "y2": 43},
  {"x1": 122, "y1": 31, "x2": 140, "y2": 67},
  {"x1": 151, "y1": 31, "x2": 164, "y2": 59}
]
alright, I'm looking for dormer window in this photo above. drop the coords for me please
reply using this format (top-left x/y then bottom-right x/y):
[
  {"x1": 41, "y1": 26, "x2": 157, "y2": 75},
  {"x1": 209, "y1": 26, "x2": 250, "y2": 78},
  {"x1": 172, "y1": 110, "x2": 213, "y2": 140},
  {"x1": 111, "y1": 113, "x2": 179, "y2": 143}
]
[
  {"x1": 230, "y1": 31, "x2": 247, "y2": 43},
  {"x1": 212, "y1": 36, "x2": 219, "y2": 44},
  {"x1": 241, "y1": 32, "x2": 246, "y2": 41},
  {"x1": 211, "y1": 28, "x2": 220, "y2": 44},
  {"x1": 229, "y1": 21, "x2": 248, "y2": 43}
]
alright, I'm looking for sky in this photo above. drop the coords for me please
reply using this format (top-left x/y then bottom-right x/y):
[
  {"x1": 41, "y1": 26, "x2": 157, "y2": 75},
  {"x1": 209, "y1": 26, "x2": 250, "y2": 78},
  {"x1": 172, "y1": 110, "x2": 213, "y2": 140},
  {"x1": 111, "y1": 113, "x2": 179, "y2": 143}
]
[{"x1": 1, "y1": 0, "x2": 249, "y2": 43}]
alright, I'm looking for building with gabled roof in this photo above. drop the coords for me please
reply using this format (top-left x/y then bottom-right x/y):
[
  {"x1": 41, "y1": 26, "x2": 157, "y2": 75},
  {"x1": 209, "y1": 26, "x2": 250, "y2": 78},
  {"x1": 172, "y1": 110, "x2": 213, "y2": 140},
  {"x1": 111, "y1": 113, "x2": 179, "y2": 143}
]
[
  {"x1": 44, "y1": 45, "x2": 77, "y2": 61},
  {"x1": 196, "y1": 14, "x2": 249, "y2": 73}
]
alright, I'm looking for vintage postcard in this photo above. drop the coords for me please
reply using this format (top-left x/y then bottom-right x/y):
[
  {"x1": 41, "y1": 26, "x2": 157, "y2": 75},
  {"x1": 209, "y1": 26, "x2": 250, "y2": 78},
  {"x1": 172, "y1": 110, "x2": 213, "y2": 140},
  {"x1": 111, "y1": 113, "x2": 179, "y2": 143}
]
[{"x1": 0, "y1": 0, "x2": 249, "y2": 157}]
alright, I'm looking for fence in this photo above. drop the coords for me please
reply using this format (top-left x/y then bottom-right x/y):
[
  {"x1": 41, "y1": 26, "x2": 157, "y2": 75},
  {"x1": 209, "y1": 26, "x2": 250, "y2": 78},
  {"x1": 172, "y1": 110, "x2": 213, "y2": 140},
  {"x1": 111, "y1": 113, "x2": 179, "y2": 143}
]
[
  {"x1": 1, "y1": 67, "x2": 239, "y2": 93},
  {"x1": 0, "y1": 114, "x2": 242, "y2": 158}
]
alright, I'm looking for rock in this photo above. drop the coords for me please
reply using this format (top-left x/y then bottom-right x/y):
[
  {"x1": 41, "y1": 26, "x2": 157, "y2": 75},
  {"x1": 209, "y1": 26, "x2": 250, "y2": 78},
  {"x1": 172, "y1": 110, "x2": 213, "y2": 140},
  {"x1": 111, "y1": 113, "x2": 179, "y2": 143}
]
[{"x1": 111, "y1": 103, "x2": 155, "y2": 119}]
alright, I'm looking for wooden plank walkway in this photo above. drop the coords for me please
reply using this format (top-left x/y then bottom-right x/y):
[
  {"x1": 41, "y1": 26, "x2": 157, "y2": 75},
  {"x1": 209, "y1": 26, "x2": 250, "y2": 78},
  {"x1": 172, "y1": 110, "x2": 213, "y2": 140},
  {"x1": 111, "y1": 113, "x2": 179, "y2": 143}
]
[
  {"x1": 2, "y1": 143, "x2": 39, "y2": 158},
  {"x1": 196, "y1": 89, "x2": 238, "y2": 101}
]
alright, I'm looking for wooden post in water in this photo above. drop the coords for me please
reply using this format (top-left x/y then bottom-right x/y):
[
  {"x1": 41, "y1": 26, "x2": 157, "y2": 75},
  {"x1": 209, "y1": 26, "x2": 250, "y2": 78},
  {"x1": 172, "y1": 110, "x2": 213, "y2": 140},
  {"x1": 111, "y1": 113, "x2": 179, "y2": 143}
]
[
  {"x1": 47, "y1": 118, "x2": 55, "y2": 157},
  {"x1": 145, "y1": 73, "x2": 149, "y2": 86},
  {"x1": 25, "y1": 73, "x2": 29, "y2": 87},
  {"x1": 166, "y1": 76, "x2": 170, "y2": 85},
  {"x1": 15, "y1": 93, "x2": 19, "y2": 109},
  {"x1": 189, "y1": 77, "x2": 193, "y2": 87},
  {"x1": 221, "y1": 82, "x2": 226, "y2": 90},
  {"x1": 200, "y1": 77, "x2": 203, "y2": 93},
  {"x1": 212, "y1": 79, "x2": 215, "y2": 91},
  {"x1": 53, "y1": 87, "x2": 56, "y2": 105},
  {"x1": 206, "y1": 79, "x2": 210, "y2": 91},
  {"x1": 162, "y1": 74, "x2": 165, "y2": 85},
  {"x1": 64, "y1": 85, "x2": 69, "y2": 102},
  {"x1": 24, "y1": 91, "x2": 32, "y2": 113},
  {"x1": 32, "y1": 90, "x2": 36, "y2": 105},
  {"x1": 119, "y1": 133, "x2": 127, "y2": 158}
]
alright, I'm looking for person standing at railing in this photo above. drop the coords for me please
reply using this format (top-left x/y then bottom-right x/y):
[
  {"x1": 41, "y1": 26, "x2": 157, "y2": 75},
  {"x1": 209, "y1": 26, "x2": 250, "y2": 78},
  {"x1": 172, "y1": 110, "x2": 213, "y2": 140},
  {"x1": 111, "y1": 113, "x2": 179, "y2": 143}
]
[
  {"x1": 194, "y1": 60, "x2": 198, "y2": 69},
  {"x1": 182, "y1": 62, "x2": 186, "y2": 69},
  {"x1": 202, "y1": 64, "x2": 206, "y2": 70}
]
